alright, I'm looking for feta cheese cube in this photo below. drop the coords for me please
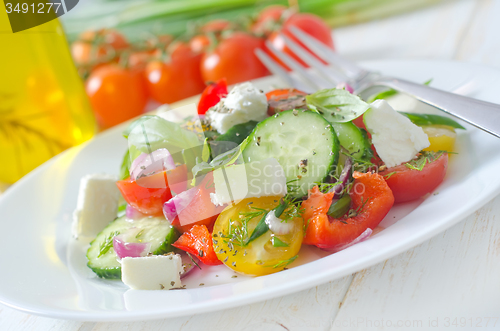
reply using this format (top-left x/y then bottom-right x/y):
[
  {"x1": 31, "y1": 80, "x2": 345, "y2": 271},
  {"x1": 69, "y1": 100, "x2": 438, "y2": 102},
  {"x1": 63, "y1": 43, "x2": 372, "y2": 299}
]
[
  {"x1": 364, "y1": 100, "x2": 430, "y2": 168},
  {"x1": 121, "y1": 254, "x2": 183, "y2": 290},
  {"x1": 210, "y1": 158, "x2": 287, "y2": 206},
  {"x1": 72, "y1": 174, "x2": 120, "y2": 238},
  {"x1": 207, "y1": 82, "x2": 268, "y2": 134}
]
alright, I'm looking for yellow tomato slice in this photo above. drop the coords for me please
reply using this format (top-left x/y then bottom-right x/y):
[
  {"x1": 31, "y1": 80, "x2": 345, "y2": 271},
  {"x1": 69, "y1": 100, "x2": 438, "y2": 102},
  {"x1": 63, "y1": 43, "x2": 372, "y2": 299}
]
[
  {"x1": 422, "y1": 125, "x2": 456, "y2": 153},
  {"x1": 212, "y1": 196, "x2": 303, "y2": 276}
]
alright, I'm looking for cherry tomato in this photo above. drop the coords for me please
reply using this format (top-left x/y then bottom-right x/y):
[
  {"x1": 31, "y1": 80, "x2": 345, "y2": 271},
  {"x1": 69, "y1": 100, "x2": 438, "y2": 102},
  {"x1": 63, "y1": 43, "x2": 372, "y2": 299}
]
[
  {"x1": 268, "y1": 13, "x2": 334, "y2": 69},
  {"x1": 200, "y1": 19, "x2": 232, "y2": 33},
  {"x1": 172, "y1": 225, "x2": 222, "y2": 265},
  {"x1": 71, "y1": 29, "x2": 129, "y2": 67},
  {"x1": 127, "y1": 49, "x2": 161, "y2": 72},
  {"x1": 146, "y1": 42, "x2": 205, "y2": 104},
  {"x1": 190, "y1": 35, "x2": 211, "y2": 53},
  {"x1": 265, "y1": 88, "x2": 307, "y2": 115},
  {"x1": 85, "y1": 64, "x2": 147, "y2": 129},
  {"x1": 302, "y1": 172, "x2": 394, "y2": 251},
  {"x1": 201, "y1": 32, "x2": 270, "y2": 85},
  {"x1": 379, "y1": 152, "x2": 448, "y2": 203},
  {"x1": 170, "y1": 173, "x2": 225, "y2": 233},
  {"x1": 212, "y1": 196, "x2": 303, "y2": 276},
  {"x1": 251, "y1": 5, "x2": 287, "y2": 36},
  {"x1": 422, "y1": 125, "x2": 456, "y2": 153},
  {"x1": 197, "y1": 78, "x2": 228, "y2": 115},
  {"x1": 116, "y1": 172, "x2": 173, "y2": 216}
]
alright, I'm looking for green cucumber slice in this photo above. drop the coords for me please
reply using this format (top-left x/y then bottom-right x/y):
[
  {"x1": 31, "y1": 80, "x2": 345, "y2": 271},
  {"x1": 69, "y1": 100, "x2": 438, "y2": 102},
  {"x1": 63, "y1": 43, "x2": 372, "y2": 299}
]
[
  {"x1": 331, "y1": 122, "x2": 373, "y2": 162},
  {"x1": 211, "y1": 121, "x2": 258, "y2": 156},
  {"x1": 243, "y1": 110, "x2": 339, "y2": 197},
  {"x1": 86, "y1": 216, "x2": 179, "y2": 279}
]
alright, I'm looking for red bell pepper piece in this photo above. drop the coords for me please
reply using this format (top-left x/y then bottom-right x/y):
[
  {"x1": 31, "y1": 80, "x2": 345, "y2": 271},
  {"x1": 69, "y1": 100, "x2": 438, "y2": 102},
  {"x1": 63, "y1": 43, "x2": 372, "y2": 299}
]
[
  {"x1": 172, "y1": 225, "x2": 222, "y2": 265},
  {"x1": 197, "y1": 78, "x2": 228, "y2": 115}
]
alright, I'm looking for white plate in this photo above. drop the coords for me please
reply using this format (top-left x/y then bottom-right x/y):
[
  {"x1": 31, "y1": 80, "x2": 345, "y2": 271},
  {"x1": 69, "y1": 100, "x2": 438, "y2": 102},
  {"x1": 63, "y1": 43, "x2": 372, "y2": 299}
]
[{"x1": 1, "y1": 60, "x2": 500, "y2": 322}]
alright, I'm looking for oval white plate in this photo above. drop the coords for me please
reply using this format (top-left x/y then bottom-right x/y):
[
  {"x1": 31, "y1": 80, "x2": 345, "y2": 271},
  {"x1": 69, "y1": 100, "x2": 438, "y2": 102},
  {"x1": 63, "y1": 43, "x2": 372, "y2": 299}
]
[{"x1": 1, "y1": 60, "x2": 500, "y2": 321}]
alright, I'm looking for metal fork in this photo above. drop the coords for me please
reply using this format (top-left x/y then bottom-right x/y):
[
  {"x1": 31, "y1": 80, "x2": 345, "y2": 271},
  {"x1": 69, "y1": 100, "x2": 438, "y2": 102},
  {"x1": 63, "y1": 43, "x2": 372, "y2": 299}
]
[{"x1": 255, "y1": 26, "x2": 500, "y2": 139}]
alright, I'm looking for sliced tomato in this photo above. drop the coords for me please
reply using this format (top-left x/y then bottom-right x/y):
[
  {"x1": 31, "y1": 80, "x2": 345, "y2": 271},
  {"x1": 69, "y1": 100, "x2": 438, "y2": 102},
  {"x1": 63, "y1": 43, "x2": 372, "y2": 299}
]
[
  {"x1": 116, "y1": 172, "x2": 173, "y2": 216},
  {"x1": 197, "y1": 78, "x2": 228, "y2": 115},
  {"x1": 302, "y1": 171, "x2": 394, "y2": 251},
  {"x1": 379, "y1": 152, "x2": 448, "y2": 203},
  {"x1": 265, "y1": 88, "x2": 307, "y2": 115},
  {"x1": 170, "y1": 173, "x2": 225, "y2": 233},
  {"x1": 172, "y1": 225, "x2": 222, "y2": 265}
]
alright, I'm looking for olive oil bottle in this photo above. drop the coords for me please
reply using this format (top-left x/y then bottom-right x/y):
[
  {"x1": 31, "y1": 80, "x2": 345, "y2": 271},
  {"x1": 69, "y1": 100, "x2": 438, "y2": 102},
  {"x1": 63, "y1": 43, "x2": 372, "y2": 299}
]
[{"x1": 0, "y1": 12, "x2": 96, "y2": 184}]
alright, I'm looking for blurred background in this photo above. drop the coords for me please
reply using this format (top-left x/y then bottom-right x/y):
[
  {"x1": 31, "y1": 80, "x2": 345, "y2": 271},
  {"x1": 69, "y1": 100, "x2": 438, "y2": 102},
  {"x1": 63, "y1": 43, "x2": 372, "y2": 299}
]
[{"x1": 0, "y1": 0, "x2": 473, "y2": 187}]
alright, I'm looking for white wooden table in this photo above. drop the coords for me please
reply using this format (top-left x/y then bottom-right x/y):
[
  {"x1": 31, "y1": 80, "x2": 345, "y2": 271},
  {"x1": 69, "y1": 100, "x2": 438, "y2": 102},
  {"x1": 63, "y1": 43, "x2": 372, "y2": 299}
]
[{"x1": 2, "y1": 0, "x2": 500, "y2": 329}]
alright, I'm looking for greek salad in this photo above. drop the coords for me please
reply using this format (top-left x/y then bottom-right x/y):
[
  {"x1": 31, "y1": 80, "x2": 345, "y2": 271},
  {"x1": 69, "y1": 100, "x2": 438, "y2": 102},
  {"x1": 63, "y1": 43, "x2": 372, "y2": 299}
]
[{"x1": 72, "y1": 79, "x2": 465, "y2": 290}]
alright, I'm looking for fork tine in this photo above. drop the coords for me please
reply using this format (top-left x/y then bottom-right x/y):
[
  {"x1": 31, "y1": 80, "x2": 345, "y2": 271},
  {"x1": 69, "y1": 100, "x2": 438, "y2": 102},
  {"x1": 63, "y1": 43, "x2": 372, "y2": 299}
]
[
  {"x1": 288, "y1": 26, "x2": 365, "y2": 79},
  {"x1": 280, "y1": 34, "x2": 347, "y2": 85},
  {"x1": 264, "y1": 40, "x2": 323, "y2": 91},
  {"x1": 254, "y1": 48, "x2": 313, "y2": 93}
]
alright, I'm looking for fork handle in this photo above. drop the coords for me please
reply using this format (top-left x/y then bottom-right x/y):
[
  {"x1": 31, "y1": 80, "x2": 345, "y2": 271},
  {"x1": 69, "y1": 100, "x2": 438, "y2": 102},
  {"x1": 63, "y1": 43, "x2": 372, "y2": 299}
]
[{"x1": 375, "y1": 77, "x2": 500, "y2": 138}]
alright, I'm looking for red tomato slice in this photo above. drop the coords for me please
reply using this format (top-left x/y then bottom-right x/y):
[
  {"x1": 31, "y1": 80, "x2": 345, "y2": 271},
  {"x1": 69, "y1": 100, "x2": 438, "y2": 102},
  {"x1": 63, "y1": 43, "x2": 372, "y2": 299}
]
[
  {"x1": 116, "y1": 172, "x2": 173, "y2": 216},
  {"x1": 197, "y1": 78, "x2": 228, "y2": 115},
  {"x1": 172, "y1": 225, "x2": 222, "y2": 265},
  {"x1": 302, "y1": 171, "x2": 394, "y2": 251},
  {"x1": 379, "y1": 152, "x2": 448, "y2": 203},
  {"x1": 170, "y1": 173, "x2": 225, "y2": 233}
]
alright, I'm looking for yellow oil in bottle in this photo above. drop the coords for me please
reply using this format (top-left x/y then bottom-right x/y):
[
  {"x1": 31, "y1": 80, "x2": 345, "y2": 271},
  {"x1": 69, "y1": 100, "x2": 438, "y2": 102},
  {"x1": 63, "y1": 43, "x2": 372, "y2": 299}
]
[{"x1": 0, "y1": 13, "x2": 96, "y2": 184}]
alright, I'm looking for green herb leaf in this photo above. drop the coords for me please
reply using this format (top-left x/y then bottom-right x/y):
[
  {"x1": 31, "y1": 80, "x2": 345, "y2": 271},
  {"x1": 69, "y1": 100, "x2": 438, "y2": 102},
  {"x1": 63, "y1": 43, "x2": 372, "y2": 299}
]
[
  {"x1": 399, "y1": 112, "x2": 465, "y2": 130},
  {"x1": 98, "y1": 231, "x2": 119, "y2": 258},
  {"x1": 245, "y1": 212, "x2": 269, "y2": 245},
  {"x1": 191, "y1": 137, "x2": 249, "y2": 185},
  {"x1": 405, "y1": 150, "x2": 446, "y2": 171},
  {"x1": 306, "y1": 88, "x2": 369, "y2": 123},
  {"x1": 383, "y1": 171, "x2": 397, "y2": 180},
  {"x1": 367, "y1": 89, "x2": 398, "y2": 103},
  {"x1": 327, "y1": 194, "x2": 352, "y2": 218},
  {"x1": 271, "y1": 237, "x2": 289, "y2": 247},
  {"x1": 119, "y1": 149, "x2": 131, "y2": 180},
  {"x1": 269, "y1": 255, "x2": 298, "y2": 269}
]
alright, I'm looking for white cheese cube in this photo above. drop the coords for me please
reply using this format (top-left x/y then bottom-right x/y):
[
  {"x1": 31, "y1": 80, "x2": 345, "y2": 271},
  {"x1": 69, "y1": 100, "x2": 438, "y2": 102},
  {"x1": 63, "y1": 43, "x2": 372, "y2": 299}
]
[
  {"x1": 210, "y1": 158, "x2": 287, "y2": 206},
  {"x1": 364, "y1": 100, "x2": 430, "y2": 168},
  {"x1": 207, "y1": 82, "x2": 268, "y2": 134},
  {"x1": 121, "y1": 254, "x2": 182, "y2": 290},
  {"x1": 72, "y1": 174, "x2": 120, "y2": 238}
]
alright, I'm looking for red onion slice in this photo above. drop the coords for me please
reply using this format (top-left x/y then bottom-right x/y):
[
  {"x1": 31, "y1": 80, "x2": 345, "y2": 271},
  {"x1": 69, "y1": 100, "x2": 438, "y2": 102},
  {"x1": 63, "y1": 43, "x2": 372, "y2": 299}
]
[
  {"x1": 163, "y1": 186, "x2": 198, "y2": 222},
  {"x1": 265, "y1": 211, "x2": 294, "y2": 235},
  {"x1": 330, "y1": 157, "x2": 353, "y2": 198},
  {"x1": 130, "y1": 148, "x2": 175, "y2": 181},
  {"x1": 334, "y1": 228, "x2": 373, "y2": 252},
  {"x1": 113, "y1": 231, "x2": 152, "y2": 260}
]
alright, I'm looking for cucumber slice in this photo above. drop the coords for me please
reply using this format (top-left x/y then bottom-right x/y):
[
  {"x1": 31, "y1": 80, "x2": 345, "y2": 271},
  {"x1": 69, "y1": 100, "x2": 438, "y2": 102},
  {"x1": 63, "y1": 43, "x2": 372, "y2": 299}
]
[
  {"x1": 243, "y1": 110, "x2": 339, "y2": 197},
  {"x1": 86, "y1": 216, "x2": 179, "y2": 279},
  {"x1": 331, "y1": 122, "x2": 373, "y2": 162}
]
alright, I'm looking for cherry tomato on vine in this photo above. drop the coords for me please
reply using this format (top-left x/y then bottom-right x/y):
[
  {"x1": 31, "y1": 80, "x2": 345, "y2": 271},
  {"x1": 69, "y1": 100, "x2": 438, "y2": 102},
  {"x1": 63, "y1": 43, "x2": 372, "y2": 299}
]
[
  {"x1": 145, "y1": 42, "x2": 205, "y2": 104},
  {"x1": 85, "y1": 64, "x2": 147, "y2": 129},
  {"x1": 190, "y1": 35, "x2": 211, "y2": 53},
  {"x1": 268, "y1": 13, "x2": 334, "y2": 69},
  {"x1": 197, "y1": 78, "x2": 228, "y2": 115},
  {"x1": 71, "y1": 29, "x2": 129, "y2": 67},
  {"x1": 201, "y1": 32, "x2": 270, "y2": 85},
  {"x1": 251, "y1": 5, "x2": 287, "y2": 36},
  {"x1": 200, "y1": 19, "x2": 232, "y2": 33}
]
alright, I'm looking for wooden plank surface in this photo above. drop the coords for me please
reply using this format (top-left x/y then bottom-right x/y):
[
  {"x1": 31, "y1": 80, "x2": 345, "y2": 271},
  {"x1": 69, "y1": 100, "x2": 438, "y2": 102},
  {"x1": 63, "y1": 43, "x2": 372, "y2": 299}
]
[{"x1": 2, "y1": 0, "x2": 500, "y2": 330}]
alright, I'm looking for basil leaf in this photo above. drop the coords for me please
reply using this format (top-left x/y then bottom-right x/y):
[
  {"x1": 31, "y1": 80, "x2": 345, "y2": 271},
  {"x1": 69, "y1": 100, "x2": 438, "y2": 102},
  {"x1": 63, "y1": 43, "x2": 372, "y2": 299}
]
[
  {"x1": 125, "y1": 115, "x2": 201, "y2": 155},
  {"x1": 191, "y1": 138, "x2": 249, "y2": 185},
  {"x1": 400, "y1": 112, "x2": 466, "y2": 130},
  {"x1": 306, "y1": 88, "x2": 369, "y2": 123},
  {"x1": 272, "y1": 237, "x2": 289, "y2": 247}
]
